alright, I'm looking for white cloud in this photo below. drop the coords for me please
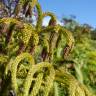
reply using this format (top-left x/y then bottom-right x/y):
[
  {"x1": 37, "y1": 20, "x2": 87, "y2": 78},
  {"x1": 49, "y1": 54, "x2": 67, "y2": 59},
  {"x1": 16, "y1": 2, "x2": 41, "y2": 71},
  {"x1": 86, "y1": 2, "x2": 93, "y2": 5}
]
[{"x1": 43, "y1": 17, "x2": 51, "y2": 26}]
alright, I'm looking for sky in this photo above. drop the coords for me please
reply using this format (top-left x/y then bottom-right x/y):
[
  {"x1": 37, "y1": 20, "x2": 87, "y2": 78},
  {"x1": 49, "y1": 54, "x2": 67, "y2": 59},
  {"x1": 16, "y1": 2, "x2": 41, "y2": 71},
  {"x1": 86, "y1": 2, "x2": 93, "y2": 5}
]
[{"x1": 38, "y1": 0, "x2": 96, "y2": 28}]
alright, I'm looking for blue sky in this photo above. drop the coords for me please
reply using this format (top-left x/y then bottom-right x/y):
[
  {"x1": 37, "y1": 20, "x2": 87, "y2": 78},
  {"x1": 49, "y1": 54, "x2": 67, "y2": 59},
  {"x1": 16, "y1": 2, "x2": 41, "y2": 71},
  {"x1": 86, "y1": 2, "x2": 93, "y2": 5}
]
[{"x1": 38, "y1": 0, "x2": 96, "y2": 28}]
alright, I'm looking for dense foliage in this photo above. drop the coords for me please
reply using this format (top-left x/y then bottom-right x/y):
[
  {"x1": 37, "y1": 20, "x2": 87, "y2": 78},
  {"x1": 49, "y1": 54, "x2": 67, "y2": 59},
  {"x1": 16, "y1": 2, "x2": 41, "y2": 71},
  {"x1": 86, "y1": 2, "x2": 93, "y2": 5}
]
[{"x1": 0, "y1": 0, "x2": 96, "y2": 96}]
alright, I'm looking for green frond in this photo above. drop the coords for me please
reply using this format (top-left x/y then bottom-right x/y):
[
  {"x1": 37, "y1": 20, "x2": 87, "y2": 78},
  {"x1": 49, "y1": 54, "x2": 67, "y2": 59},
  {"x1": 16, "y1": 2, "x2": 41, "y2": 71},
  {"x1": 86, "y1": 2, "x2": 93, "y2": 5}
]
[
  {"x1": 30, "y1": 73, "x2": 44, "y2": 96},
  {"x1": 11, "y1": 53, "x2": 35, "y2": 92},
  {"x1": 43, "y1": 12, "x2": 57, "y2": 23},
  {"x1": 36, "y1": 2, "x2": 43, "y2": 31},
  {"x1": 23, "y1": 62, "x2": 55, "y2": 96},
  {"x1": 55, "y1": 68, "x2": 93, "y2": 96}
]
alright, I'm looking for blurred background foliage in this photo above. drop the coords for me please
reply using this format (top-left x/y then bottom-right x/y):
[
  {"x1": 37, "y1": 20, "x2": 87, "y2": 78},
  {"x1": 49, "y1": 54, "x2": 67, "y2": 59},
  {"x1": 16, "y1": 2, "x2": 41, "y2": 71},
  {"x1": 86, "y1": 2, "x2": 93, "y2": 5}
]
[{"x1": 60, "y1": 16, "x2": 96, "y2": 95}]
